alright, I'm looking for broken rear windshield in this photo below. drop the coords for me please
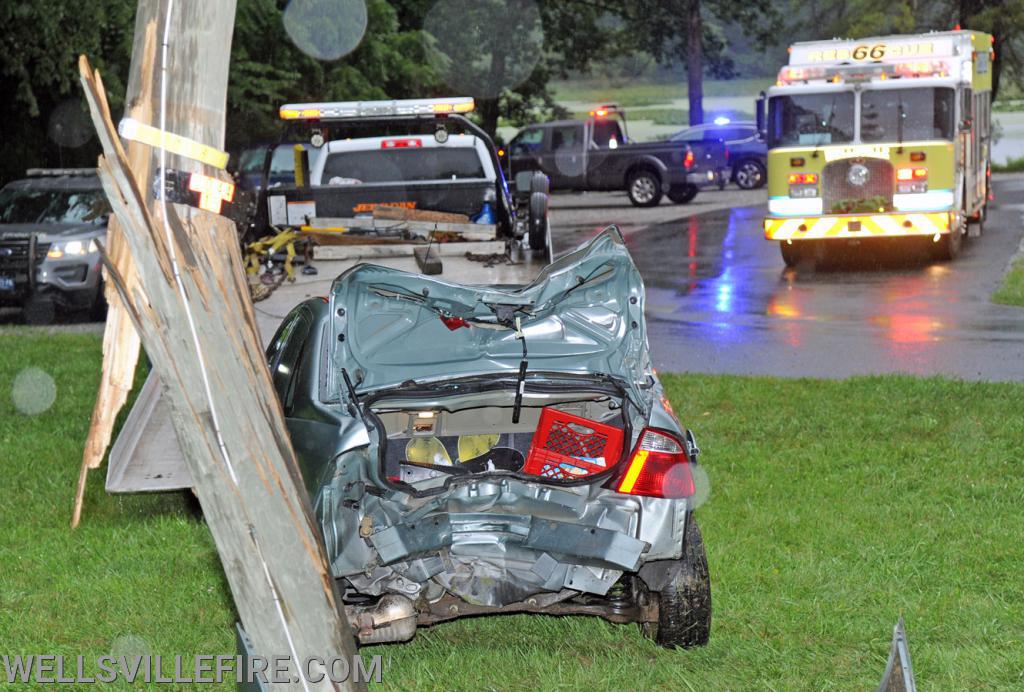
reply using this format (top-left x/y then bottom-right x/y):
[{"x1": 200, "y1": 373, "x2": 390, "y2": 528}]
[{"x1": 322, "y1": 147, "x2": 485, "y2": 184}]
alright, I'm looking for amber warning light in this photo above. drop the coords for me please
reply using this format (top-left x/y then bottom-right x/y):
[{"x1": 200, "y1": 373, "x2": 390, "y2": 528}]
[{"x1": 189, "y1": 173, "x2": 235, "y2": 214}]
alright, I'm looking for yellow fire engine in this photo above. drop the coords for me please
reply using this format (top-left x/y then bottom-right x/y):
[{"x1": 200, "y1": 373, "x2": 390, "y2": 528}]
[{"x1": 758, "y1": 30, "x2": 994, "y2": 265}]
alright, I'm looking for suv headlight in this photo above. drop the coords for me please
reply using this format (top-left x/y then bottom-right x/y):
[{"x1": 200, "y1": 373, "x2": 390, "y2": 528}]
[{"x1": 47, "y1": 239, "x2": 98, "y2": 259}]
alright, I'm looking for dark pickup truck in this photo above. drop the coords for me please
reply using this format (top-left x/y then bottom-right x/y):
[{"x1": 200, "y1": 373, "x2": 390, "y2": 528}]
[{"x1": 506, "y1": 109, "x2": 725, "y2": 207}]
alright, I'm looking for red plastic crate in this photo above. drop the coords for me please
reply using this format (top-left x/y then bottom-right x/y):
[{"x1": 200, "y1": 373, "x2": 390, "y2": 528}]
[{"x1": 523, "y1": 408, "x2": 625, "y2": 480}]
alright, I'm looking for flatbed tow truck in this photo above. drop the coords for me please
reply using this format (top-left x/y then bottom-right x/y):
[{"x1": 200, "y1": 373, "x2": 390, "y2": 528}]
[
  {"x1": 759, "y1": 30, "x2": 994, "y2": 265},
  {"x1": 105, "y1": 98, "x2": 553, "y2": 492}
]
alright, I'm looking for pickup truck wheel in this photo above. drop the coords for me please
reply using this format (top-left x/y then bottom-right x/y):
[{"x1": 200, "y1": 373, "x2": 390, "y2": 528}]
[
  {"x1": 627, "y1": 169, "x2": 662, "y2": 207},
  {"x1": 734, "y1": 159, "x2": 766, "y2": 190},
  {"x1": 640, "y1": 516, "x2": 711, "y2": 649},
  {"x1": 667, "y1": 185, "x2": 698, "y2": 204}
]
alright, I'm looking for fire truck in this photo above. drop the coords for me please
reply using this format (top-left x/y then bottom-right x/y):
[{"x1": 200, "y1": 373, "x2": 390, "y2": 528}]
[{"x1": 758, "y1": 30, "x2": 994, "y2": 265}]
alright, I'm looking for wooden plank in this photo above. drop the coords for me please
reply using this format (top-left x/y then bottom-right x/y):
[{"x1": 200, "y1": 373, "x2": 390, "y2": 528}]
[
  {"x1": 373, "y1": 205, "x2": 470, "y2": 223},
  {"x1": 314, "y1": 239, "x2": 505, "y2": 261},
  {"x1": 308, "y1": 216, "x2": 497, "y2": 240},
  {"x1": 70, "y1": 19, "x2": 157, "y2": 528},
  {"x1": 77, "y1": 1, "x2": 361, "y2": 688},
  {"x1": 413, "y1": 245, "x2": 443, "y2": 275}
]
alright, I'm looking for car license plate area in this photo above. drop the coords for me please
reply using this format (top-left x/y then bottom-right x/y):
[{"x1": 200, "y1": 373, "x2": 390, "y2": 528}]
[{"x1": 0, "y1": 275, "x2": 15, "y2": 292}]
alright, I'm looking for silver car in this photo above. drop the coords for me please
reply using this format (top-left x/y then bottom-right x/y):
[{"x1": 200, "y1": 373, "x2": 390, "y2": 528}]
[
  {"x1": 0, "y1": 169, "x2": 108, "y2": 324},
  {"x1": 268, "y1": 227, "x2": 711, "y2": 648}
]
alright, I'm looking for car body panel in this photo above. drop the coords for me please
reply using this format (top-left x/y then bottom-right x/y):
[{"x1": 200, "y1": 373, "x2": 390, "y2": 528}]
[
  {"x1": 328, "y1": 227, "x2": 648, "y2": 395},
  {"x1": 265, "y1": 227, "x2": 698, "y2": 619}
]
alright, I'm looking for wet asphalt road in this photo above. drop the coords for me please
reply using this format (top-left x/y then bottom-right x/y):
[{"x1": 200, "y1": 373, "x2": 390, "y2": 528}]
[{"x1": 550, "y1": 177, "x2": 1024, "y2": 382}]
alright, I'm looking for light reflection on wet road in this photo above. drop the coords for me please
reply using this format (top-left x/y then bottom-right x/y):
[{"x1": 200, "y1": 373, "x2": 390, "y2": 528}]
[{"x1": 554, "y1": 179, "x2": 1024, "y2": 381}]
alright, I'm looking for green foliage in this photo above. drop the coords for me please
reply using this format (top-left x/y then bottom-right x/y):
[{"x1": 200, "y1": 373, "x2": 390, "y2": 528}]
[
  {"x1": 0, "y1": 0, "x2": 135, "y2": 184},
  {"x1": 992, "y1": 254, "x2": 1024, "y2": 305},
  {"x1": 4, "y1": 330, "x2": 1024, "y2": 689}
]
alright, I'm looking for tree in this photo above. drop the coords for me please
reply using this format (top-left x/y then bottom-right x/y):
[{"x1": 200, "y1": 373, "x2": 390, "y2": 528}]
[
  {"x1": 0, "y1": 0, "x2": 135, "y2": 184},
  {"x1": 623, "y1": 0, "x2": 783, "y2": 125}
]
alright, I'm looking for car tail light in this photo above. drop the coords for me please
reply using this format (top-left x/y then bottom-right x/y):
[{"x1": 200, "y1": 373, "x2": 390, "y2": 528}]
[
  {"x1": 614, "y1": 428, "x2": 695, "y2": 498},
  {"x1": 684, "y1": 150, "x2": 695, "y2": 169},
  {"x1": 724, "y1": 147, "x2": 730, "y2": 162}
]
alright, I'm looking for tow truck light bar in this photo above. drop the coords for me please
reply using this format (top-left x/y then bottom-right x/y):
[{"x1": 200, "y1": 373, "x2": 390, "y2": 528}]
[{"x1": 279, "y1": 97, "x2": 475, "y2": 121}]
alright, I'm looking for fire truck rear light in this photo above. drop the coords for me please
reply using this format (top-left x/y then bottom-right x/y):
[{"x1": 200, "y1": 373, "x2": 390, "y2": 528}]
[
  {"x1": 615, "y1": 429, "x2": 695, "y2": 499},
  {"x1": 913, "y1": 167, "x2": 927, "y2": 179},
  {"x1": 910, "y1": 152, "x2": 926, "y2": 162},
  {"x1": 897, "y1": 168, "x2": 913, "y2": 181},
  {"x1": 790, "y1": 157, "x2": 805, "y2": 167},
  {"x1": 788, "y1": 173, "x2": 817, "y2": 184}
]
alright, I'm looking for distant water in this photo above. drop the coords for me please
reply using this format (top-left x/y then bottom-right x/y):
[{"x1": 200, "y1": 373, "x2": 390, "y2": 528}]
[{"x1": 994, "y1": 112, "x2": 1024, "y2": 164}]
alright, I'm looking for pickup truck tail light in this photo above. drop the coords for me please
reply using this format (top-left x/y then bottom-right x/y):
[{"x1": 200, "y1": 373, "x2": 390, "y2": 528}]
[
  {"x1": 613, "y1": 428, "x2": 695, "y2": 499},
  {"x1": 684, "y1": 150, "x2": 695, "y2": 169}
]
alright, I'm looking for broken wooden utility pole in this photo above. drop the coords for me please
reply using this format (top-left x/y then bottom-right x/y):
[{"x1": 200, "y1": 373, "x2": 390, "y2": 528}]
[{"x1": 77, "y1": 2, "x2": 362, "y2": 689}]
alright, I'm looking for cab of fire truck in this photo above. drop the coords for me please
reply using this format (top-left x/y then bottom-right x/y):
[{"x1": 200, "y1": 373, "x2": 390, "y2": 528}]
[{"x1": 758, "y1": 30, "x2": 994, "y2": 265}]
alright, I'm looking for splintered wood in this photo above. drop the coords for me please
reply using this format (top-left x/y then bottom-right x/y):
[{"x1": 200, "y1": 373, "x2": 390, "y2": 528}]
[{"x1": 74, "y1": 2, "x2": 360, "y2": 687}]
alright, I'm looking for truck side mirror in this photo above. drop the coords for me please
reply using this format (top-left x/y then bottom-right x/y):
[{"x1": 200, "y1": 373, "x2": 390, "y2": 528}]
[{"x1": 755, "y1": 92, "x2": 767, "y2": 141}]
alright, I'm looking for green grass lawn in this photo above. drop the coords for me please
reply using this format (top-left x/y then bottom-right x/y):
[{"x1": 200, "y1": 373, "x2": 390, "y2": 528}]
[
  {"x1": 3, "y1": 331, "x2": 1024, "y2": 689},
  {"x1": 552, "y1": 78, "x2": 771, "y2": 108},
  {"x1": 993, "y1": 255, "x2": 1024, "y2": 306}
]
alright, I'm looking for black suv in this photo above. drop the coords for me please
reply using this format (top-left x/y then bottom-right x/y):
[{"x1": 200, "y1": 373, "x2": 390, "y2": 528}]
[{"x1": 0, "y1": 169, "x2": 109, "y2": 324}]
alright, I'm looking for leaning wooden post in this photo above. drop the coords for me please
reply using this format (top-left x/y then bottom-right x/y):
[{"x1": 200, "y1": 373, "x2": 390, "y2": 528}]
[{"x1": 77, "y1": 1, "x2": 363, "y2": 689}]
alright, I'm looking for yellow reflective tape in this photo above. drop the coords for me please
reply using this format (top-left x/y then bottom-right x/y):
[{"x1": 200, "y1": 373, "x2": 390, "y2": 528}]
[
  {"x1": 618, "y1": 450, "x2": 649, "y2": 494},
  {"x1": 117, "y1": 118, "x2": 229, "y2": 170}
]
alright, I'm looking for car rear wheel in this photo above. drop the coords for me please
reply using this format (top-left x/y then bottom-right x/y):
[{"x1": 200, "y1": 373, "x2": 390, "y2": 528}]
[
  {"x1": 627, "y1": 169, "x2": 662, "y2": 207},
  {"x1": 667, "y1": 184, "x2": 698, "y2": 204},
  {"x1": 640, "y1": 516, "x2": 711, "y2": 649},
  {"x1": 734, "y1": 159, "x2": 766, "y2": 190}
]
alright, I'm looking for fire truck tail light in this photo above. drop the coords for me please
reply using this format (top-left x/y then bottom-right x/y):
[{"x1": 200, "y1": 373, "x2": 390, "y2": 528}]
[
  {"x1": 788, "y1": 173, "x2": 818, "y2": 185},
  {"x1": 790, "y1": 157, "x2": 805, "y2": 167},
  {"x1": 910, "y1": 152, "x2": 926, "y2": 162},
  {"x1": 897, "y1": 167, "x2": 927, "y2": 182},
  {"x1": 615, "y1": 429, "x2": 695, "y2": 499}
]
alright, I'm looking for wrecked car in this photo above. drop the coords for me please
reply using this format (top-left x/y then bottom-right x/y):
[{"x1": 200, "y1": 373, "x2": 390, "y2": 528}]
[{"x1": 268, "y1": 227, "x2": 710, "y2": 648}]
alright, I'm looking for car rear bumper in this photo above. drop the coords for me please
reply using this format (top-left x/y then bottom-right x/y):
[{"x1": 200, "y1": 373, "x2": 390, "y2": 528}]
[{"x1": 764, "y1": 210, "x2": 955, "y2": 241}]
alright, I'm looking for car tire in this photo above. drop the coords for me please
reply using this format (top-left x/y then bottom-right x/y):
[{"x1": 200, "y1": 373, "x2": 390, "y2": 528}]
[
  {"x1": 89, "y1": 282, "x2": 108, "y2": 322},
  {"x1": 23, "y1": 295, "x2": 56, "y2": 326},
  {"x1": 627, "y1": 169, "x2": 663, "y2": 207},
  {"x1": 934, "y1": 214, "x2": 965, "y2": 260},
  {"x1": 667, "y1": 184, "x2": 699, "y2": 204},
  {"x1": 734, "y1": 159, "x2": 766, "y2": 190},
  {"x1": 641, "y1": 516, "x2": 711, "y2": 649},
  {"x1": 780, "y1": 241, "x2": 802, "y2": 268}
]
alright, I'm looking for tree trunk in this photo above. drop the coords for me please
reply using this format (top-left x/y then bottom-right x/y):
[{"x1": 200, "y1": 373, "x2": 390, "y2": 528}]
[
  {"x1": 686, "y1": 0, "x2": 703, "y2": 126},
  {"x1": 478, "y1": 97, "x2": 501, "y2": 140}
]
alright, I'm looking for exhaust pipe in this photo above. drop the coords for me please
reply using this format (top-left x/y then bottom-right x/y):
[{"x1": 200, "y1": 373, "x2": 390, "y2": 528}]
[{"x1": 347, "y1": 594, "x2": 417, "y2": 645}]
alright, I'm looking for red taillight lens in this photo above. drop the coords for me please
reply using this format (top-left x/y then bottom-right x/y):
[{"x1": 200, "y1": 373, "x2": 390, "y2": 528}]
[
  {"x1": 381, "y1": 138, "x2": 422, "y2": 148},
  {"x1": 787, "y1": 173, "x2": 818, "y2": 185},
  {"x1": 898, "y1": 167, "x2": 928, "y2": 181},
  {"x1": 684, "y1": 150, "x2": 695, "y2": 169},
  {"x1": 615, "y1": 429, "x2": 695, "y2": 499}
]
